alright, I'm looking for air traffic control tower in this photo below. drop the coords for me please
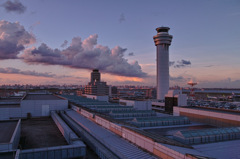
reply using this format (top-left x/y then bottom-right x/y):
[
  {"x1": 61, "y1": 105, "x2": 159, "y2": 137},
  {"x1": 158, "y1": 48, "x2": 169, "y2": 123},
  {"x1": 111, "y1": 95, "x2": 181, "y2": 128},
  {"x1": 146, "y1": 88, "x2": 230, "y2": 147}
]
[{"x1": 153, "y1": 27, "x2": 173, "y2": 100}]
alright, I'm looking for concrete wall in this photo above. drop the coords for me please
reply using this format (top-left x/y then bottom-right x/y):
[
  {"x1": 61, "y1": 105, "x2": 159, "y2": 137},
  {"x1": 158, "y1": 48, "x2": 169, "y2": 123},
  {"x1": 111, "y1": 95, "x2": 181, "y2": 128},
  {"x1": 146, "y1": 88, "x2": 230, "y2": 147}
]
[
  {"x1": 51, "y1": 111, "x2": 84, "y2": 146},
  {"x1": 0, "y1": 119, "x2": 21, "y2": 152},
  {"x1": 11, "y1": 119, "x2": 21, "y2": 150},
  {"x1": 176, "y1": 94, "x2": 187, "y2": 106},
  {"x1": 80, "y1": 109, "x2": 94, "y2": 120},
  {"x1": 95, "y1": 116, "x2": 110, "y2": 129},
  {"x1": 0, "y1": 100, "x2": 68, "y2": 120},
  {"x1": 174, "y1": 107, "x2": 240, "y2": 127},
  {"x1": 19, "y1": 145, "x2": 85, "y2": 159},
  {"x1": 109, "y1": 122, "x2": 122, "y2": 136},
  {"x1": 21, "y1": 100, "x2": 68, "y2": 117},
  {"x1": 122, "y1": 127, "x2": 154, "y2": 152},
  {"x1": 0, "y1": 107, "x2": 22, "y2": 120}
]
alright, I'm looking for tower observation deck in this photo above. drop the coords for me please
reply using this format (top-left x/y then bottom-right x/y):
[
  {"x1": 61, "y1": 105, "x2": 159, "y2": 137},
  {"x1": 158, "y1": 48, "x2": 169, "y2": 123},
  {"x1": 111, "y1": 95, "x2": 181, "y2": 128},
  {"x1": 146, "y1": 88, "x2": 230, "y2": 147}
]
[{"x1": 153, "y1": 27, "x2": 173, "y2": 100}]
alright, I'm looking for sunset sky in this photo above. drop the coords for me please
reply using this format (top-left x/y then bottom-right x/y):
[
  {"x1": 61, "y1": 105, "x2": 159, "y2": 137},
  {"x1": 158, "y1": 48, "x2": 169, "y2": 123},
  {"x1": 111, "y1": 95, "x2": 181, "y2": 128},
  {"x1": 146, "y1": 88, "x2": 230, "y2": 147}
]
[{"x1": 0, "y1": 0, "x2": 240, "y2": 88}]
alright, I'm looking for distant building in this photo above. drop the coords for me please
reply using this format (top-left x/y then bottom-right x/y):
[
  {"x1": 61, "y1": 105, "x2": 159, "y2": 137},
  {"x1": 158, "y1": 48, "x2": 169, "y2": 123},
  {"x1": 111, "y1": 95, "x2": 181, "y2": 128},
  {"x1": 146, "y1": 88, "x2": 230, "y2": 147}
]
[
  {"x1": 84, "y1": 69, "x2": 109, "y2": 96},
  {"x1": 84, "y1": 94, "x2": 109, "y2": 102},
  {"x1": 76, "y1": 89, "x2": 85, "y2": 96},
  {"x1": 119, "y1": 99, "x2": 152, "y2": 110},
  {"x1": 165, "y1": 90, "x2": 187, "y2": 112},
  {"x1": 152, "y1": 90, "x2": 187, "y2": 113},
  {"x1": 146, "y1": 88, "x2": 156, "y2": 99},
  {"x1": 111, "y1": 86, "x2": 118, "y2": 96}
]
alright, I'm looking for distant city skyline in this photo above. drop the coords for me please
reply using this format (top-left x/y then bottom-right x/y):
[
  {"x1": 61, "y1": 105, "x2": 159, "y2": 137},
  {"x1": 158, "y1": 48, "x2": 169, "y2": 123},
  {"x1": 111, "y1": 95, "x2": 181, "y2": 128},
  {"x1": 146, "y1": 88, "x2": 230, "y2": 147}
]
[{"x1": 0, "y1": 0, "x2": 240, "y2": 88}]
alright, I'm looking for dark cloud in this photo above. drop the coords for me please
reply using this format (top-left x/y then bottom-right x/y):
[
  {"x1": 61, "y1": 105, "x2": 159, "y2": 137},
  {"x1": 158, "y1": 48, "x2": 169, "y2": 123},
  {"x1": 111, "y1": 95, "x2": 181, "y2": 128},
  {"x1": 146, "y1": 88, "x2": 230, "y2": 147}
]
[
  {"x1": 169, "y1": 61, "x2": 175, "y2": 66},
  {"x1": 60, "y1": 40, "x2": 68, "y2": 48},
  {"x1": 0, "y1": 20, "x2": 36, "y2": 59},
  {"x1": 21, "y1": 43, "x2": 69, "y2": 65},
  {"x1": 128, "y1": 52, "x2": 134, "y2": 56},
  {"x1": 169, "y1": 60, "x2": 191, "y2": 68},
  {"x1": 119, "y1": 13, "x2": 125, "y2": 23},
  {"x1": 173, "y1": 59, "x2": 191, "y2": 68},
  {"x1": 2, "y1": 0, "x2": 26, "y2": 14},
  {"x1": 0, "y1": 40, "x2": 24, "y2": 59},
  {"x1": 20, "y1": 34, "x2": 147, "y2": 77},
  {"x1": 181, "y1": 60, "x2": 191, "y2": 65}
]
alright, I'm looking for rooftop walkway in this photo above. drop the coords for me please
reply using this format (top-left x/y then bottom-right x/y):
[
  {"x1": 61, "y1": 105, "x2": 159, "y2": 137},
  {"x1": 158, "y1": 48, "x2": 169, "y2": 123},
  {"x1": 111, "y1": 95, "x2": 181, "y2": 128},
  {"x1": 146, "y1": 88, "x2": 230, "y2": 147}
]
[{"x1": 65, "y1": 110, "x2": 158, "y2": 159}]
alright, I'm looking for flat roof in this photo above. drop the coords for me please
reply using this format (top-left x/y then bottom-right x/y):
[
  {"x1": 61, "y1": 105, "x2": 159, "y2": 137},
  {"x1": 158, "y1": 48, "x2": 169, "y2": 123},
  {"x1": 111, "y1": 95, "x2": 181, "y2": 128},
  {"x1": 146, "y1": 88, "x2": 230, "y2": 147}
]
[
  {"x1": 23, "y1": 94, "x2": 64, "y2": 100},
  {"x1": 0, "y1": 97, "x2": 22, "y2": 102},
  {"x1": 181, "y1": 106, "x2": 240, "y2": 115},
  {"x1": 129, "y1": 127, "x2": 192, "y2": 148},
  {"x1": 20, "y1": 117, "x2": 67, "y2": 149},
  {"x1": 0, "y1": 97, "x2": 21, "y2": 107},
  {"x1": 65, "y1": 110, "x2": 158, "y2": 158},
  {"x1": 145, "y1": 124, "x2": 214, "y2": 138},
  {"x1": 0, "y1": 120, "x2": 18, "y2": 143},
  {"x1": 193, "y1": 139, "x2": 240, "y2": 159}
]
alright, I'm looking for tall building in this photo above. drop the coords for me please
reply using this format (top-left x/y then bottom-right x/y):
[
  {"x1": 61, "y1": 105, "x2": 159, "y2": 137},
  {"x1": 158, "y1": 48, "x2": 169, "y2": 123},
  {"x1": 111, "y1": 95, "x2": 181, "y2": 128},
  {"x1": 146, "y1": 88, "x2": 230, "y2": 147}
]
[
  {"x1": 85, "y1": 69, "x2": 109, "y2": 96},
  {"x1": 91, "y1": 69, "x2": 100, "y2": 83},
  {"x1": 153, "y1": 27, "x2": 173, "y2": 100}
]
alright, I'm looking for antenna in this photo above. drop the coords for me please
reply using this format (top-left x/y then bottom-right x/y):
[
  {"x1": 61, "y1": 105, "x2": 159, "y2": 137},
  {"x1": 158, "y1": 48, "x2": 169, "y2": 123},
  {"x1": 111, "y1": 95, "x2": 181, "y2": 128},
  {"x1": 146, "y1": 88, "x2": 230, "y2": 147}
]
[{"x1": 187, "y1": 81, "x2": 197, "y2": 99}]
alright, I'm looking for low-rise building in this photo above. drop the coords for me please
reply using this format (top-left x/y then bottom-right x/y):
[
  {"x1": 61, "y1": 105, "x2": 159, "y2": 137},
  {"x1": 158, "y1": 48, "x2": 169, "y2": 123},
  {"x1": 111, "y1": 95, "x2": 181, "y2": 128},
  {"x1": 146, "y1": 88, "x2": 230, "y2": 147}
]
[{"x1": 0, "y1": 93, "x2": 68, "y2": 120}]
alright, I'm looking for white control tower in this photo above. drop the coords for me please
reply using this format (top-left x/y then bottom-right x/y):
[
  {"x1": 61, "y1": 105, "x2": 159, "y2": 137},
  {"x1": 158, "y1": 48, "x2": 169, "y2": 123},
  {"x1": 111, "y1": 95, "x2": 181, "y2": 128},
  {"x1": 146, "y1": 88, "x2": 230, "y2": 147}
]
[{"x1": 153, "y1": 27, "x2": 173, "y2": 100}]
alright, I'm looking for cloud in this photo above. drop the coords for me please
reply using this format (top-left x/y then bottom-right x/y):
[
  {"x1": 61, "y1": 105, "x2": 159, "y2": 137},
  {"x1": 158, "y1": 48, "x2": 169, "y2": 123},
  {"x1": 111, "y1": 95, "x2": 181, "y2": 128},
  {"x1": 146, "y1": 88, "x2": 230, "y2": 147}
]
[
  {"x1": 128, "y1": 52, "x2": 134, "y2": 56},
  {"x1": 20, "y1": 34, "x2": 147, "y2": 77},
  {"x1": 169, "y1": 60, "x2": 191, "y2": 68},
  {"x1": 0, "y1": 67, "x2": 77, "y2": 79},
  {"x1": 0, "y1": 20, "x2": 36, "y2": 59},
  {"x1": 119, "y1": 13, "x2": 125, "y2": 23},
  {"x1": 173, "y1": 59, "x2": 191, "y2": 68},
  {"x1": 0, "y1": 20, "x2": 146, "y2": 78},
  {"x1": 60, "y1": 40, "x2": 68, "y2": 48},
  {"x1": 2, "y1": 0, "x2": 26, "y2": 14},
  {"x1": 0, "y1": 67, "x2": 55, "y2": 78},
  {"x1": 170, "y1": 75, "x2": 185, "y2": 81},
  {"x1": 204, "y1": 65, "x2": 214, "y2": 67}
]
